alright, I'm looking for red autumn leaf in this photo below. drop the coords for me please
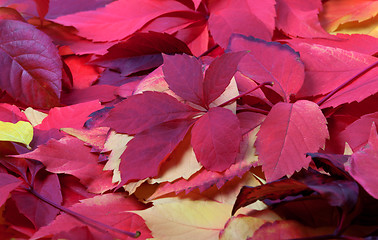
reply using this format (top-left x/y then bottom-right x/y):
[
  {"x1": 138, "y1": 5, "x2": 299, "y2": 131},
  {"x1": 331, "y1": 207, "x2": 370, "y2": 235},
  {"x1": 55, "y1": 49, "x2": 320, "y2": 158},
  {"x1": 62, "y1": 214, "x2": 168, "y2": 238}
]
[
  {"x1": 14, "y1": 136, "x2": 115, "y2": 191},
  {"x1": 0, "y1": 103, "x2": 27, "y2": 123},
  {"x1": 0, "y1": 7, "x2": 26, "y2": 21},
  {"x1": 339, "y1": 112, "x2": 378, "y2": 151},
  {"x1": 320, "y1": 66, "x2": 378, "y2": 108},
  {"x1": 150, "y1": 159, "x2": 254, "y2": 199},
  {"x1": 163, "y1": 54, "x2": 205, "y2": 106},
  {"x1": 191, "y1": 107, "x2": 241, "y2": 171},
  {"x1": 52, "y1": 0, "x2": 191, "y2": 41},
  {"x1": 32, "y1": 0, "x2": 49, "y2": 20},
  {"x1": 11, "y1": 173, "x2": 62, "y2": 229},
  {"x1": 61, "y1": 85, "x2": 117, "y2": 105},
  {"x1": 232, "y1": 178, "x2": 310, "y2": 215},
  {"x1": 64, "y1": 55, "x2": 100, "y2": 89},
  {"x1": 208, "y1": 0, "x2": 276, "y2": 48},
  {"x1": 287, "y1": 41, "x2": 378, "y2": 99},
  {"x1": 345, "y1": 124, "x2": 378, "y2": 199},
  {"x1": 256, "y1": 100, "x2": 329, "y2": 181},
  {"x1": 275, "y1": 0, "x2": 332, "y2": 38},
  {"x1": 36, "y1": 100, "x2": 102, "y2": 130},
  {"x1": 163, "y1": 52, "x2": 246, "y2": 107},
  {"x1": 203, "y1": 51, "x2": 247, "y2": 105},
  {"x1": 119, "y1": 119, "x2": 193, "y2": 185},
  {"x1": 31, "y1": 193, "x2": 151, "y2": 240},
  {"x1": 0, "y1": 173, "x2": 22, "y2": 207},
  {"x1": 252, "y1": 220, "x2": 332, "y2": 239},
  {"x1": 229, "y1": 34, "x2": 305, "y2": 102},
  {"x1": 93, "y1": 32, "x2": 192, "y2": 77},
  {"x1": 103, "y1": 91, "x2": 199, "y2": 135},
  {"x1": 285, "y1": 34, "x2": 378, "y2": 55},
  {"x1": 0, "y1": 20, "x2": 62, "y2": 109},
  {"x1": 307, "y1": 153, "x2": 351, "y2": 179}
]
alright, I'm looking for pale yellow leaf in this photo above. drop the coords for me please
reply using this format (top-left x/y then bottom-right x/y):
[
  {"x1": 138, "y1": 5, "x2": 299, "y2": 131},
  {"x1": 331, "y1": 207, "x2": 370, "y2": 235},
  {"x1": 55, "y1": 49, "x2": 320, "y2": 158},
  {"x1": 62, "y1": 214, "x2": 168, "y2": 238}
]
[
  {"x1": 220, "y1": 215, "x2": 266, "y2": 240},
  {"x1": 103, "y1": 131, "x2": 133, "y2": 183},
  {"x1": 210, "y1": 77, "x2": 238, "y2": 113},
  {"x1": 23, "y1": 107, "x2": 47, "y2": 127},
  {"x1": 132, "y1": 198, "x2": 233, "y2": 240},
  {"x1": 320, "y1": 0, "x2": 378, "y2": 32},
  {"x1": 0, "y1": 121, "x2": 33, "y2": 148},
  {"x1": 344, "y1": 142, "x2": 354, "y2": 155}
]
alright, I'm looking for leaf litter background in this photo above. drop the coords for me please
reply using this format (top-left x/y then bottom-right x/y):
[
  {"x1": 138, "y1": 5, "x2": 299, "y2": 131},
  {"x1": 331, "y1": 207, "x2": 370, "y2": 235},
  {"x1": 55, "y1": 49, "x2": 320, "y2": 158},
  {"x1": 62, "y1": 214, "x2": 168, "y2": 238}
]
[{"x1": 0, "y1": 0, "x2": 377, "y2": 239}]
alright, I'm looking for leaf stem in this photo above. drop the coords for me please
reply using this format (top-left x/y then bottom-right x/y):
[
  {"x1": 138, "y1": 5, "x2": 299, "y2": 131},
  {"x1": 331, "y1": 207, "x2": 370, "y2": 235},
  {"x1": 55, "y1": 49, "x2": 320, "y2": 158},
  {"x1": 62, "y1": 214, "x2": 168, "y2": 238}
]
[
  {"x1": 27, "y1": 187, "x2": 140, "y2": 238},
  {"x1": 218, "y1": 81, "x2": 274, "y2": 108},
  {"x1": 317, "y1": 61, "x2": 378, "y2": 107}
]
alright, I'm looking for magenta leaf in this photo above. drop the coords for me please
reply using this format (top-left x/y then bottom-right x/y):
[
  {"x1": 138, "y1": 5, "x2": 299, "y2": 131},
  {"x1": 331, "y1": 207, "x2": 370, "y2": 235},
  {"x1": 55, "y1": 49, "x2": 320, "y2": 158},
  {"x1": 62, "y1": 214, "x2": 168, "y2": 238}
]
[
  {"x1": 163, "y1": 54, "x2": 205, "y2": 107},
  {"x1": 0, "y1": 173, "x2": 22, "y2": 207},
  {"x1": 119, "y1": 119, "x2": 193, "y2": 185},
  {"x1": 12, "y1": 173, "x2": 62, "y2": 229},
  {"x1": 191, "y1": 107, "x2": 241, "y2": 172},
  {"x1": 203, "y1": 51, "x2": 247, "y2": 105},
  {"x1": 345, "y1": 124, "x2": 378, "y2": 199},
  {"x1": 102, "y1": 91, "x2": 199, "y2": 134},
  {"x1": 0, "y1": 20, "x2": 62, "y2": 109}
]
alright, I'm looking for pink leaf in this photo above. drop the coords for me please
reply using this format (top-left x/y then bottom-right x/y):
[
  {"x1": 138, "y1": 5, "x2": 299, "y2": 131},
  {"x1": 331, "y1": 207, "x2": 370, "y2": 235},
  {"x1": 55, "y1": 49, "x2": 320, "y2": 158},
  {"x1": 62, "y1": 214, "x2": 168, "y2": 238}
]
[
  {"x1": 229, "y1": 35, "x2": 305, "y2": 102},
  {"x1": 208, "y1": 0, "x2": 275, "y2": 48},
  {"x1": 256, "y1": 100, "x2": 329, "y2": 181},
  {"x1": 14, "y1": 136, "x2": 114, "y2": 191},
  {"x1": 0, "y1": 20, "x2": 62, "y2": 109},
  {"x1": 287, "y1": 42, "x2": 377, "y2": 98},
  {"x1": 53, "y1": 0, "x2": 190, "y2": 41},
  {"x1": 36, "y1": 100, "x2": 102, "y2": 130},
  {"x1": 191, "y1": 107, "x2": 241, "y2": 172},
  {"x1": 345, "y1": 124, "x2": 378, "y2": 199},
  {"x1": 275, "y1": 0, "x2": 332, "y2": 38}
]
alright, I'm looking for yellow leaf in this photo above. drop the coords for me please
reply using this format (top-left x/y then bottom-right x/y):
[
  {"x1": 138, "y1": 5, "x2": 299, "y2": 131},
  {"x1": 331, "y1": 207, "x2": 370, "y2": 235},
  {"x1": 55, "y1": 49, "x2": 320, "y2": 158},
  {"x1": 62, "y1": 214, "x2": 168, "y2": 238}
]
[
  {"x1": 0, "y1": 121, "x2": 33, "y2": 148},
  {"x1": 319, "y1": 0, "x2": 378, "y2": 32},
  {"x1": 132, "y1": 198, "x2": 233, "y2": 240}
]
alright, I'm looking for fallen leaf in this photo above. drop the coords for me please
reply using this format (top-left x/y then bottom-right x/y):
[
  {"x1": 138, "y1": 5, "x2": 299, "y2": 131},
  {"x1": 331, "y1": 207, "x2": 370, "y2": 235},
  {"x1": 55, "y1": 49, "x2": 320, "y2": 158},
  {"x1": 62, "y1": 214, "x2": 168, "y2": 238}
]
[
  {"x1": 256, "y1": 100, "x2": 329, "y2": 181},
  {"x1": 0, "y1": 20, "x2": 62, "y2": 108},
  {"x1": 0, "y1": 121, "x2": 33, "y2": 148}
]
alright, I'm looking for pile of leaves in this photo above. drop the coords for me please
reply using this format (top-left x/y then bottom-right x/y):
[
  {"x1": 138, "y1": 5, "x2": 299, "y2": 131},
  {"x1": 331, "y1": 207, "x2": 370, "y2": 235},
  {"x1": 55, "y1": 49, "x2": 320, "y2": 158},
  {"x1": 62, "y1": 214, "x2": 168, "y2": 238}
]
[{"x1": 0, "y1": 0, "x2": 377, "y2": 239}]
